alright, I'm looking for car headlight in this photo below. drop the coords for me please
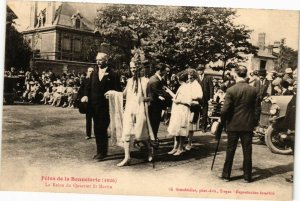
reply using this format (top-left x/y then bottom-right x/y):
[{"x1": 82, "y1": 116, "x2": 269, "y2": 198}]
[{"x1": 270, "y1": 104, "x2": 280, "y2": 115}]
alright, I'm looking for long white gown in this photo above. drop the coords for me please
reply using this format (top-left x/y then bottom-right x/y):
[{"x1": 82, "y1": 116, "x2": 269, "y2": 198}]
[{"x1": 122, "y1": 77, "x2": 150, "y2": 141}]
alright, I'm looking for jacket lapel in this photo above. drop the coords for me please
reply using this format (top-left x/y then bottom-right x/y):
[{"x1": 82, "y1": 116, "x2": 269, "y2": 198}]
[{"x1": 99, "y1": 68, "x2": 111, "y2": 88}]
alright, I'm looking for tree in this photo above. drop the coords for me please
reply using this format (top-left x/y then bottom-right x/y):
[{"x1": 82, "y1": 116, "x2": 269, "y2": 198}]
[
  {"x1": 94, "y1": 5, "x2": 258, "y2": 76},
  {"x1": 275, "y1": 40, "x2": 298, "y2": 72},
  {"x1": 5, "y1": 18, "x2": 32, "y2": 70},
  {"x1": 201, "y1": 8, "x2": 258, "y2": 77}
]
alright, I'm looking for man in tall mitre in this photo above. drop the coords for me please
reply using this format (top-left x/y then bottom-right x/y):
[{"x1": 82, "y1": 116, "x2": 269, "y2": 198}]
[{"x1": 81, "y1": 52, "x2": 121, "y2": 160}]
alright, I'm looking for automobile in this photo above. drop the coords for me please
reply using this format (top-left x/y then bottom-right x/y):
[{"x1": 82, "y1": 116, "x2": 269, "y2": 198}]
[{"x1": 254, "y1": 95, "x2": 293, "y2": 155}]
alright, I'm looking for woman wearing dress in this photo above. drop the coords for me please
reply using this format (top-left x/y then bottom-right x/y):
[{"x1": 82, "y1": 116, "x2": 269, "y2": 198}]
[
  {"x1": 117, "y1": 62, "x2": 153, "y2": 167},
  {"x1": 166, "y1": 71, "x2": 191, "y2": 156},
  {"x1": 186, "y1": 68, "x2": 203, "y2": 151}
]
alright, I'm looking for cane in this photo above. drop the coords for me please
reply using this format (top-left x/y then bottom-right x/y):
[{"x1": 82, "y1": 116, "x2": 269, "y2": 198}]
[{"x1": 211, "y1": 121, "x2": 223, "y2": 171}]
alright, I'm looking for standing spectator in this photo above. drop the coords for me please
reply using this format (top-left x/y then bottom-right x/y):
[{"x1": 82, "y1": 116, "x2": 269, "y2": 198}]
[
  {"x1": 146, "y1": 63, "x2": 171, "y2": 146},
  {"x1": 10, "y1": 67, "x2": 18, "y2": 76},
  {"x1": 254, "y1": 69, "x2": 272, "y2": 100},
  {"x1": 80, "y1": 67, "x2": 94, "y2": 140},
  {"x1": 220, "y1": 65, "x2": 260, "y2": 183},
  {"x1": 280, "y1": 80, "x2": 294, "y2": 95},
  {"x1": 248, "y1": 70, "x2": 259, "y2": 86},
  {"x1": 81, "y1": 52, "x2": 121, "y2": 160},
  {"x1": 47, "y1": 68, "x2": 56, "y2": 81},
  {"x1": 283, "y1": 68, "x2": 294, "y2": 85},
  {"x1": 196, "y1": 64, "x2": 214, "y2": 132}
]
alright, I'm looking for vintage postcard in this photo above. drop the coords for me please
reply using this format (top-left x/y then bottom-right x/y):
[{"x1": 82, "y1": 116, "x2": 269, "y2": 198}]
[{"x1": 1, "y1": 0, "x2": 299, "y2": 201}]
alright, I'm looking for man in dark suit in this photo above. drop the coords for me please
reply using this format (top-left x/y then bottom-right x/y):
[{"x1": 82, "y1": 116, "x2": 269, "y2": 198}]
[
  {"x1": 78, "y1": 67, "x2": 94, "y2": 140},
  {"x1": 196, "y1": 65, "x2": 214, "y2": 131},
  {"x1": 81, "y1": 52, "x2": 121, "y2": 160},
  {"x1": 147, "y1": 64, "x2": 171, "y2": 144},
  {"x1": 220, "y1": 65, "x2": 260, "y2": 183},
  {"x1": 253, "y1": 69, "x2": 272, "y2": 100}
]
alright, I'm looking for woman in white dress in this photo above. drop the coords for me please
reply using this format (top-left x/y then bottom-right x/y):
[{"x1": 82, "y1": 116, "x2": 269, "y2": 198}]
[
  {"x1": 186, "y1": 68, "x2": 203, "y2": 151},
  {"x1": 117, "y1": 62, "x2": 153, "y2": 167},
  {"x1": 166, "y1": 71, "x2": 191, "y2": 156}
]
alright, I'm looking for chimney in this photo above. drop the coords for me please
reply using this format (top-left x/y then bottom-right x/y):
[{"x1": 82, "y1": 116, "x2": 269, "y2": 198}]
[
  {"x1": 257, "y1": 33, "x2": 266, "y2": 50},
  {"x1": 29, "y1": 1, "x2": 38, "y2": 28},
  {"x1": 267, "y1": 45, "x2": 273, "y2": 54},
  {"x1": 46, "y1": 2, "x2": 56, "y2": 26}
]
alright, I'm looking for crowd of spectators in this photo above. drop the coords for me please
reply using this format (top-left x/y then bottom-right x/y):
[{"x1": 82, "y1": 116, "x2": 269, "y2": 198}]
[
  {"x1": 5, "y1": 67, "x2": 87, "y2": 108},
  {"x1": 4, "y1": 65, "x2": 297, "y2": 109}
]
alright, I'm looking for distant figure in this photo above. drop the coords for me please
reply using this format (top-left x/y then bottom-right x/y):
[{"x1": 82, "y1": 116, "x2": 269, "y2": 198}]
[{"x1": 196, "y1": 65, "x2": 213, "y2": 132}]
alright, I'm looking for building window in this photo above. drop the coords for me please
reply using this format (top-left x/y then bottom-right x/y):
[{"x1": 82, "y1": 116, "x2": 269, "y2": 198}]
[
  {"x1": 75, "y1": 19, "x2": 80, "y2": 29},
  {"x1": 74, "y1": 39, "x2": 81, "y2": 52},
  {"x1": 260, "y1": 60, "x2": 267, "y2": 70},
  {"x1": 58, "y1": 33, "x2": 62, "y2": 51},
  {"x1": 62, "y1": 37, "x2": 71, "y2": 51}
]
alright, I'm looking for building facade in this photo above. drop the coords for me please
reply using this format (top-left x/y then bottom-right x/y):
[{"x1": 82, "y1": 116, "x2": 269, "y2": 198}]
[
  {"x1": 249, "y1": 33, "x2": 278, "y2": 73},
  {"x1": 23, "y1": 2, "x2": 103, "y2": 74}
]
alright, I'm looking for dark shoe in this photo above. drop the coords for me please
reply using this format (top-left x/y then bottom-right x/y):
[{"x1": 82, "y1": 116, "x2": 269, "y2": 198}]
[
  {"x1": 148, "y1": 148, "x2": 154, "y2": 162},
  {"x1": 285, "y1": 176, "x2": 293, "y2": 183},
  {"x1": 219, "y1": 176, "x2": 230, "y2": 182},
  {"x1": 150, "y1": 139, "x2": 159, "y2": 149},
  {"x1": 93, "y1": 154, "x2": 107, "y2": 160}
]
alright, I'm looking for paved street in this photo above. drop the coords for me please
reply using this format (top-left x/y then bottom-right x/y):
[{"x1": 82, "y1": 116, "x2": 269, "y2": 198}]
[{"x1": 0, "y1": 104, "x2": 294, "y2": 200}]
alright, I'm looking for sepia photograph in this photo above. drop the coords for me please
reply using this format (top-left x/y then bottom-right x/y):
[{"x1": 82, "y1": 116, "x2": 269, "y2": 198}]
[{"x1": 1, "y1": 0, "x2": 299, "y2": 200}]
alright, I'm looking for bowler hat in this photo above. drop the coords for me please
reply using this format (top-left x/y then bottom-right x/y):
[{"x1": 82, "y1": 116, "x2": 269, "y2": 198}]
[{"x1": 78, "y1": 102, "x2": 88, "y2": 114}]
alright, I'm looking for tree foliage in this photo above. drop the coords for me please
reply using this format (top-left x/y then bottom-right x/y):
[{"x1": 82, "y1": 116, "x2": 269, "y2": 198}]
[
  {"x1": 275, "y1": 42, "x2": 298, "y2": 72},
  {"x1": 94, "y1": 5, "x2": 258, "y2": 75},
  {"x1": 5, "y1": 23, "x2": 32, "y2": 71}
]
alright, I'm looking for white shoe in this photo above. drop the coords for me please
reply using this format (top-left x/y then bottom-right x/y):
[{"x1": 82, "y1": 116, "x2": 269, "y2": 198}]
[
  {"x1": 168, "y1": 149, "x2": 177, "y2": 155},
  {"x1": 185, "y1": 144, "x2": 193, "y2": 151},
  {"x1": 117, "y1": 158, "x2": 131, "y2": 167},
  {"x1": 173, "y1": 149, "x2": 184, "y2": 156}
]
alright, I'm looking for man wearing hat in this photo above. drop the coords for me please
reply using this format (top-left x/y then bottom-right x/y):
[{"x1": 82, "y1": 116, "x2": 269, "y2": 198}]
[
  {"x1": 81, "y1": 52, "x2": 121, "y2": 160},
  {"x1": 254, "y1": 69, "x2": 272, "y2": 100},
  {"x1": 283, "y1": 68, "x2": 294, "y2": 85},
  {"x1": 196, "y1": 64, "x2": 214, "y2": 132}
]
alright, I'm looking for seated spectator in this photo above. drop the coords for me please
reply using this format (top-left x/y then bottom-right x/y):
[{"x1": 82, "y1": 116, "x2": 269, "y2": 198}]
[
  {"x1": 49, "y1": 81, "x2": 58, "y2": 105},
  {"x1": 52, "y1": 80, "x2": 65, "y2": 107},
  {"x1": 41, "y1": 81, "x2": 51, "y2": 104}
]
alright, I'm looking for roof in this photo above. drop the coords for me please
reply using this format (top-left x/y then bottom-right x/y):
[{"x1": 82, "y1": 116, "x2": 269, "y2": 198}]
[
  {"x1": 7, "y1": 6, "x2": 18, "y2": 23},
  {"x1": 256, "y1": 49, "x2": 277, "y2": 59},
  {"x1": 54, "y1": 2, "x2": 97, "y2": 31}
]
